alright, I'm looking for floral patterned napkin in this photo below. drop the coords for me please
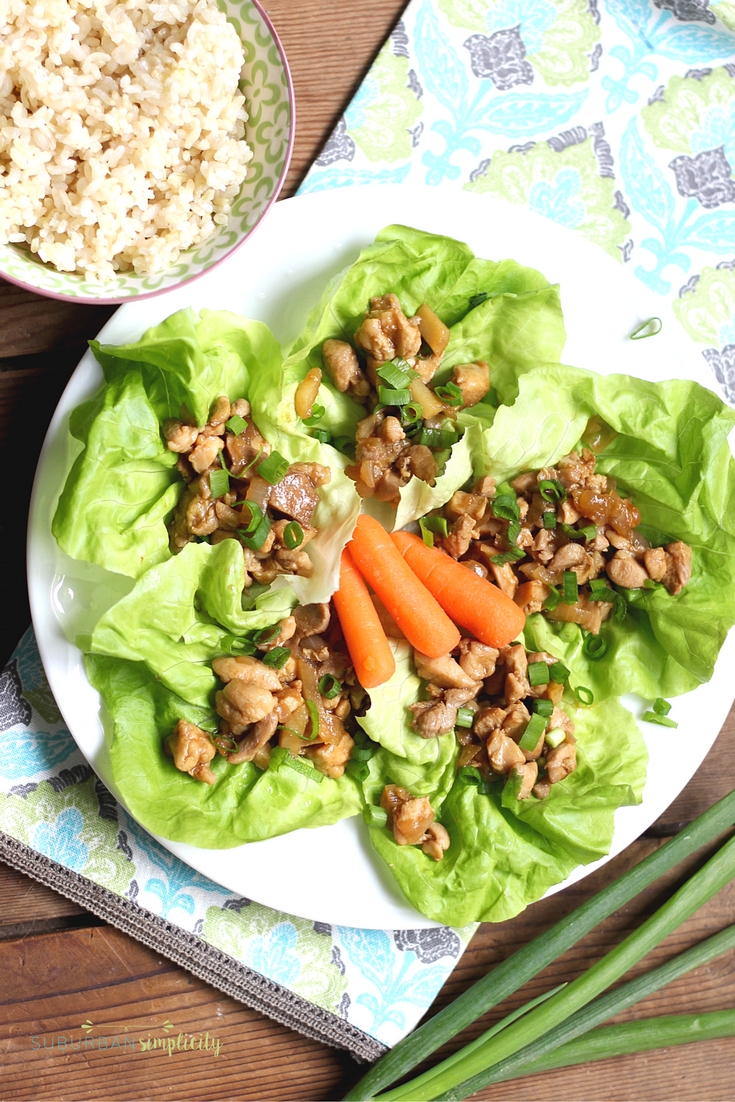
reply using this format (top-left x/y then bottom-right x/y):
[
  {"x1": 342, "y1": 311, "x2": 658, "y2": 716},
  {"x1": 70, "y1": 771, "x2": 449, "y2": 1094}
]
[
  {"x1": 5, "y1": 0, "x2": 735, "y2": 1064},
  {"x1": 301, "y1": 0, "x2": 735, "y2": 403}
]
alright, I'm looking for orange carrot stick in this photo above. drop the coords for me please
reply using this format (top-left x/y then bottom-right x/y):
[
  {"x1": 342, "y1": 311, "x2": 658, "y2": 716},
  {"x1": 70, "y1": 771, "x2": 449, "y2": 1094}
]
[
  {"x1": 391, "y1": 530, "x2": 526, "y2": 649},
  {"x1": 349, "y1": 515, "x2": 460, "y2": 659},
  {"x1": 333, "y1": 547, "x2": 396, "y2": 689}
]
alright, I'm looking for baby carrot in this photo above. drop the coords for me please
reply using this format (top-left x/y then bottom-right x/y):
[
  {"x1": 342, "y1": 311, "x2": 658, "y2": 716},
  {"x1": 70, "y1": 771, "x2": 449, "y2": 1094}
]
[
  {"x1": 391, "y1": 530, "x2": 526, "y2": 649},
  {"x1": 333, "y1": 547, "x2": 396, "y2": 689},
  {"x1": 348, "y1": 515, "x2": 460, "y2": 658}
]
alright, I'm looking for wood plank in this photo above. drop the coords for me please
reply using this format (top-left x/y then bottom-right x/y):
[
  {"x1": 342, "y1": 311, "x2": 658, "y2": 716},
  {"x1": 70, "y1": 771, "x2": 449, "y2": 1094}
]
[{"x1": 0, "y1": 864, "x2": 87, "y2": 938}]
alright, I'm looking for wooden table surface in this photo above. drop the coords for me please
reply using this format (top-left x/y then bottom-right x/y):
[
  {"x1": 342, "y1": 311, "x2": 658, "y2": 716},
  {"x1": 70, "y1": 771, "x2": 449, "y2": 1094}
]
[{"x1": 2, "y1": 2, "x2": 734, "y2": 1099}]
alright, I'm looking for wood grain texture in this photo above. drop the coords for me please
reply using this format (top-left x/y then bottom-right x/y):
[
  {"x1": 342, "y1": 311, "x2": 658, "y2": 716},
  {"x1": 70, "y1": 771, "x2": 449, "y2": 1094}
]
[{"x1": 1, "y1": 0, "x2": 735, "y2": 1099}]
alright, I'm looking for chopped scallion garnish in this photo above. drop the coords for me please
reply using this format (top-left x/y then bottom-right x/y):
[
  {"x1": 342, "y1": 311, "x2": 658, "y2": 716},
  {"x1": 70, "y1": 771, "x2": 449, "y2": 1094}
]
[
  {"x1": 238, "y1": 501, "x2": 271, "y2": 550},
  {"x1": 363, "y1": 805, "x2": 388, "y2": 827},
  {"x1": 544, "y1": 583, "x2": 562, "y2": 611},
  {"x1": 350, "y1": 745, "x2": 376, "y2": 761},
  {"x1": 491, "y1": 493, "x2": 520, "y2": 522},
  {"x1": 543, "y1": 511, "x2": 557, "y2": 530},
  {"x1": 545, "y1": 727, "x2": 566, "y2": 748},
  {"x1": 418, "y1": 426, "x2": 459, "y2": 449},
  {"x1": 528, "y1": 661, "x2": 550, "y2": 687},
  {"x1": 346, "y1": 759, "x2": 370, "y2": 783},
  {"x1": 538, "y1": 478, "x2": 567, "y2": 504},
  {"x1": 630, "y1": 316, "x2": 662, "y2": 340},
  {"x1": 519, "y1": 712, "x2": 546, "y2": 751},
  {"x1": 490, "y1": 547, "x2": 526, "y2": 565},
  {"x1": 303, "y1": 403, "x2": 325, "y2": 426},
  {"x1": 574, "y1": 684, "x2": 594, "y2": 705},
  {"x1": 305, "y1": 699, "x2": 320, "y2": 740},
  {"x1": 377, "y1": 362, "x2": 412, "y2": 389},
  {"x1": 653, "y1": 697, "x2": 671, "y2": 716},
  {"x1": 378, "y1": 385, "x2": 411, "y2": 406},
  {"x1": 549, "y1": 660, "x2": 569, "y2": 684},
  {"x1": 419, "y1": 515, "x2": 449, "y2": 547},
  {"x1": 257, "y1": 451, "x2": 289, "y2": 484},
  {"x1": 642, "y1": 710, "x2": 678, "y2": 728},
  {"x1": 562, "y1": 570, "x2": 579, "y2": 604},
  {"x1": 455, "y1": 707, "x2": 474, "y2": 729},
  {"x1": 400, "y1": 401, "x2": 423, "y2": 430},
  {"x1": 283, "y1": 521, "x2": 304, "y2": 550},
  {"x1": 582, "y1": 632, "x2": 608, "y2": 660},
  {"x1": 262, "y1": 647, "x2": 291, "y2": 670},
  {"x1": 532, "y1": 699, "x2": 554, "y2": 719},
  {"x1": 318, "y1": 673, "x2": 341, "y2": 699},
  {"x1": 435, "y1": 381, "x2": 463, "y2": 406},
  {"x1": 254, "y1": 623, "x2": 280, "y2": 644},
  {"x1": 226, "y1": 413, "x2": 247, "y2": 435},
  {"x1": 208, "y1": 465, "x2": 229, "y2": 499}
]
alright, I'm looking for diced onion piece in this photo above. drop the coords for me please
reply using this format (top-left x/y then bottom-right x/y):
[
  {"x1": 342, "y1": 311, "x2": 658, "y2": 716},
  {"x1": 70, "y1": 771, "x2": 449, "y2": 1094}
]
[
  {"x1": 410, "y1": 377, "x2": 446, "y2": 419},
  {"x1": 295, "y1": 367, "x2": 323, "y2": 419},
  {"x1": 417, "y1": 304, "x2": 450, "y2": 355}
]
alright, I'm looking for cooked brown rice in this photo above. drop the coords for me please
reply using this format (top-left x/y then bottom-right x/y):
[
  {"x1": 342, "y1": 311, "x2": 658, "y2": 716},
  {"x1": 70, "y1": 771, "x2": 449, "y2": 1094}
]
[{"x1": 0, "y1": 0, "x2": 252, "y2": 281}]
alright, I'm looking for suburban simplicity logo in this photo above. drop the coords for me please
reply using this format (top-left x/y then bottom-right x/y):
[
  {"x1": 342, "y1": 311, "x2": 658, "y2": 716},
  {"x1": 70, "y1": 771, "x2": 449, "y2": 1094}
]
[{"x1": 31, "y1": 1019, "x2": 223, "y2": 1057}]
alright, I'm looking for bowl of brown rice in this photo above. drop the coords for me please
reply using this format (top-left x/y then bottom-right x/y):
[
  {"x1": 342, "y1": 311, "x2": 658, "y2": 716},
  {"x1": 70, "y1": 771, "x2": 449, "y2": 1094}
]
[{"x1": 0, "y1": 0, "x2": 294, "y2": 303}]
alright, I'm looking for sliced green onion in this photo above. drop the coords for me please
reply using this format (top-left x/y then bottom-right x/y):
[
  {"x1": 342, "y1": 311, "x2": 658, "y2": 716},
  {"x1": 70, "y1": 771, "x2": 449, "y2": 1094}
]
[
  {"x1": 458, "y1": 767, "x2": 493, "y2": 796},
  {"x1": 469, "y1": 292, "x2": 488, "y2": 309},
  {"x1": 532, "y1": 699, "x2": 554, "y2": 719},
  {"x1": 489, "y1": 547, "x2": 526, "y2": 565},
  {"x1": 435, "y1": 382, "x2": 463, "y2": 406},
  {"x1": 643, "y1": 577, "x2": 663, "y2": 590},
  {"x1": 630, "y1": 316, "x2": 662, "y2": 340},
  {"x1": 548, "y1": 660, "x2": 569, "y2": 684},
  {"x1": 542, "y1": 511, "x2": 557, "y2": 530},
  {"x1": 350, "y1": 745, "x2": 376, "y2": 761},
  {"x1": 220, "y1": 634, "x2": 257, "y2": 657},
  {"x1": 574, "y1": 685, "x2": 594, "y2": 705},
  {"x1": 305, "y1": 699, "x2": 320, "y2": 741},
  {"x1": 528, "y1": 661, "x2": 550, "y2": 687},
  {"x1": 363, "y1": 805, "x2": 388, "y2": 827},
  {"x1": 378, "y1": 385, "x2": 411, "y2": 406},
  {"x1": 545, "y1": 727, "x2": 566, "y2": 749},
  {"x1": 491, "y1": 494, "x2": 520, "y2": 522},
  {"x1": 209, "y1": 466, "x2": 229, "y2": 499},
  {"x1": 588, "y1": 579, "x2": 618, "y2": 603},
  {"x1": 257, "y1": 451, "x2": 289, "y2": 484},
  {"x1": 538, "y1": 479, "x2": 567, "y2": 504},
  {"x1": 582, "y1": 633, "x2": 608, "y2": 660},
  {"x1": 346, "y1": 759, "x2": 370, "y2": 783},
  {"x1": 400, "y1": 401, "x2": 423, "y2": 431},
  {"x1": 312, "y1": 429, "x2": 330, "y2": 444},
  {"x1": 318, "y1": 673, "x2": 342, "y2": 699},
  {"x1": 283, "y1": 521, "x2": 304, "y2": 550},
  {"x1": 578, "y1": 524, "x2": 597, "y2": 541},
  {"x1": 543, "y1": 583, "x2": 561, "y2": 611},
  {"x1": 418, "y1": 426, "x2": 459, "y2": 449},
  {"x1": 262, "y1": 647, "x2": 291, "y2": 670},
  {"x1": 240, "y1": 500, "x2": 263, "y2": 535},
  {"x1": 562, "y1": 570, "x2": 579, "y2": 605},
  {"x1": 254, "y1": 624, "x2": 280, "y2": 644},
  {"x1": 642, "y1": 711, "x2": 678, "y2": 728},
  {"x1": 345, "y1": 791, "x2": 735, "y2": 1101},
  {"x1": 455, "y1": 707, "x2": 475, "y2": 729},
  {"x1": 519, "y1": 713, "x2": 546, "y2": 752},
  {"x1": 272, "y1": 746, "x2": 324, "y2": 784},
  {"x1": 377, "y1": 362, "x2": 412, "y2": 389},
  {"x1": 226, "y1": 413, "x2": 248, "y2": 435},
  {"x1": 332, "y1": 435, "x2": 354, "y2": 454},
  {"x1": 238, "y1": 501, "x2": 271, "y2": 550},
  {"x1": 653, "y1": 697, "x2": 671, "y2": 716},
  {"x1": 419, "y1": 515, "x2": 449, "y2": 549},
  {"x1": 303, "y1": 404, "x2": 325, "y2": 426}
]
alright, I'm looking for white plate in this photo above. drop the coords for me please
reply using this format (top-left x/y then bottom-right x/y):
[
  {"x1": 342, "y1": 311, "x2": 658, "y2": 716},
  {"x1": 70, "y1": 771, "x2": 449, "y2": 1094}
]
[{"x1": 28, "y1": 184, "x2": 735, "y2": 929}]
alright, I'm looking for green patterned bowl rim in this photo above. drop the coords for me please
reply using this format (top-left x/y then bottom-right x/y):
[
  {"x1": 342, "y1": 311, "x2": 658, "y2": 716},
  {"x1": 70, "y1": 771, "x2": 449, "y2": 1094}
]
[{"x1": 0, "y1": 0, "x2": 294, "y2": 305}]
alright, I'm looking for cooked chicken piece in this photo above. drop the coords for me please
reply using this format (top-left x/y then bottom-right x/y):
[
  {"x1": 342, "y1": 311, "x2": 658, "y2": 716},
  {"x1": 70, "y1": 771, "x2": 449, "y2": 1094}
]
[
  {"x1": 514, "y1": 580, "x2": 551, "y2": 615},
  {"x1": 503, "y1": 644, "x2": 530, "y2": 704},
  {"x1": 379, "y1": 784, "x2": 435, "y2": 846},
  {"x1": 557, "y1": 449, "x2": 596, "y2": 491},
  {"x1": 473, "y1": 475, "x2": 496, "y2": 498},
  {"x1": 269, "y1": 468, "x2": 323, "y2": 527},
  {"x1": 322, "y1": 339, "x2": 371, "y2": 398},
  {"x1": 274, "y1": 547, "x2": 315, "y2": 577},
  {"x1": 458, "y1": 640, "x2": 499, "y2": 681},
  {"x1": 444, "y1": 514, "x2": 477, "y2": 559},
  {"x1": 354, "y1": 294, "x2": 423, "y2": 363},
  {"x1": 548, "y1": 705, "x2": 574, "y2": 737},
  {"x1": 408, "y1": 444, "x2": 438, "y2": 484},
  {"x1": 215, "y1": 681, "x2": 276, "y2": 735},
  {"x1": 273, "y1": 684, "x2": 303, "y2": 720},
  {"x1": 547, "y1": 542, "x2": 588, "y2": 578},
  {"x1": 559, "y1": 498, "x2": 581, "y2": 526},
  {"x1": 488, "y1": 561, "x2": 519, "y2": 599},
  {"x1": 452, "y1": 360, "x2": 490, "y2": 408},
  {"x1": 212, "y1": 655, "x2": 283, "y2": 691},
  {"x1": 293, "y1": 603, "x2": 331, "y2": 638},
  {"x1": 380, "y1": 415, "x2": 405, "y2": 444},
  {"x1": 225, "y1": 417, "x2": 271, "y2": 474},
  {"x1": 305, "y1": 729, "x2": 354, "y2": 779},
  {"x1": 169, "y1": 477, "x2": 218, "y2": 550},
  {"x1": 254, "y1": 617, "x2": 297, "y2": 652},
  {"x1": 462, "y1": 558, "x2": 489, "y2": 580},
  {"x1": 166, "y1": 719, "x2": 217, "y2": 784},
  {"x1": 532, "y1": 528, "x2": 559, "y2": 565},
  {"x1": 511, "y1": 471, "x2": 537, "y2": 495},
  {"x1": 445, "y1": 491, "x2": 487, "y2": 523},
  {"x1": 512, "y1": 760, "x2": 539, "y2": 799},
  {"x1": 414, "y1": 651, "x2": 482, "y2": 691},
  {"x1": 661, "y1": 541, "x2": 692, "y2": 595},
  {"x1": 473, "y1": 705, "x2": 507, "y2": 738},
  {"x1": 213, "y1": 500, "x2": 241, "y2": 529},
  {"x1": 226, "y1": 712, "x2": 279, "y2": 764},
  {"x1": 186, "y1": 434, "x2": 223, "y2": 475},
  {"x1": 501, "y1": 701, "x2": 531, "y2": 741},
  {"x1": 606, "y1": 550, "x2": 649, "y2": 589},
  {"x1": 546, "y1": 737, "x2": 577, "y2": 784},
  {"x1": 409, "y1": 688, "x2": 478, "y2": 738},
  {"x1": 487, "y1": 728, "x2": 526, "y2": 774},
  {"x1": 208, "y1": 395, "x2": 231, "y2": 428},
  {"x1": 163, "y1": 420, "x2": 199, "y2": 453},
  {"x1": 643, "y1": 546, "x2": 667, "y2": 582},
  {"x1": 422, "y1": 822, "x2": 451, "y2": 860}
]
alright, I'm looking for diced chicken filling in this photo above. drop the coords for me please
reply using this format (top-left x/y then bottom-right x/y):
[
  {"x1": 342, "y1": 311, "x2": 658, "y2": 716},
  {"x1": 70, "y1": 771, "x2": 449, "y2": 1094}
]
[
  {"x1": 166, "y1": 396, "x2": 329, "y2": 587},
  {"x1": 380, "y1": 784, "x2": 450, "y2": 860}
]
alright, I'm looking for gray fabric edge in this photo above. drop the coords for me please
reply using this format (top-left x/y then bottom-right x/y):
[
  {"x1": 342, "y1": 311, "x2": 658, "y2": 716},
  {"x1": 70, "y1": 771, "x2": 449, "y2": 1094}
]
[{"x1": 0, "y1": 831, "x2": 387, "y2": 1064}]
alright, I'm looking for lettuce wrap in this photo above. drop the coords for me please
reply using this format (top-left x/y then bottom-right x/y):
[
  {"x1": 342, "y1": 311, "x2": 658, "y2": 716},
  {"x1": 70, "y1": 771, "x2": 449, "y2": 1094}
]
[
  {"x1": 456, "y1": 363, "x2": 735, "y2": 699},
  {"x1": 275, "y1": 224, "x2": 566, "y2": 528},
  {"x1": 53, "y1": 307, "x2": 361, "y2": 602}
]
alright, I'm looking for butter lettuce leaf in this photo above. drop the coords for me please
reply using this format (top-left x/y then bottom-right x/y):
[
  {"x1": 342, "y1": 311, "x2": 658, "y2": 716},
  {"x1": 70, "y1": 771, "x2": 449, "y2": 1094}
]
[
  {"x1": 87, "y1": 653, "x2": 361, "y2": 848},
  {"x1": 363, "y1": 696, "x2": 646, "y2": 925}
]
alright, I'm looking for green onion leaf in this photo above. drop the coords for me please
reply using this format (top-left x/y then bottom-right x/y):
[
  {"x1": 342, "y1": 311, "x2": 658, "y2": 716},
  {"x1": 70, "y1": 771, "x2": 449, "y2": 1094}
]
[
  {"x1": 629, "y1": 316, "x2": 662, "y2": 340},
  {"x1": 350, "y1": 745, "x2": 376, "y2": 762},
  {"x1": 653, "y1": 697, "x2": 672, "y2": 716},
  {"x1": 489, "y1": 547, "x2": 526, "y2": 565},
  {"x1": 305, "y1": 699, "x2": 320, "y2": 741},
  {"x1": 642, "y1": 711, "x2": 678, "y2": 728},
  {"x1": 458, "y1": 766, "x2": 483, "y2": 787},
  {"x1": 378, "y1": 385, "x2": 411, "y2": 406},
  {"x1": 283, "y1": 521, "x2": 304, "y2": 550},
  {"x1": 532, "y1": 699, "x2": 554, "y2": 719},
  {"x1": 226, "y1": 413, "x2": 248, "y2": 435},
  {"x1": 435, "y1": 382, "x2": 463, "y2": 406},
  {"x1": 273, "y1": 747, "x2": 324, "y2": 783},
  {"x1": 455, "y1": 707, "x2": 475, "y2": 729},
  {"x1": 418, "y1": 426, "x2": 459, "y2": 450},
  {"x1": 363, "y1": 805, "x2": 388, "y2": 827},
  {"x1": 209, "y1": 466, "x2": 229, "y2": 499},
  {"x1": 419, "y1": 516, "x2": 449, "y2": 549},
  {"x1": 239, "y1": 515, "x2": 271, "y2": 551},
  {"x1": 318, "y1": 673, "x2": 342, "y2": 699},
  {"x1": 519, "y1": 713, "x2": 546, "y2": 752},
  {"x1": 346, "y1": 759, "x2": 370, "y2": 783},
  {"x1": 574, "y1": 684, "x2": 594, "y2": 705},
  {"x1": 543, "y1": 511, "x2": 557, "y2": 530},
  {"x1": 257, "y1": 451, "x2": 289, "y2": 484},
  {"x1": 562, "y1": 571, "x2": 579, "y2": 604},
  {"x1": 582, "y1": 633, "x2": 608, "y2": 661},
  {"x1": 544, "y1": 583, "x2": 562, "y2": 611},
  {"x1": 538, "y1": 479, "x2": 567, "y2": 504},
  {"x1": 549, "y1": 661, "x2": 569, "y2": 684},
  {"x1": 400, "y1": 401, "x2": 423, "y2": 429},
  {"x1": 377, "y1": 362, "x2": 412, "y2": 389},
  {"x1": 527, "y1": 661, "x2": 551, "y2": 687},
  {"x1": 491, "y1": 494, "x2": 520, "y2": 522},
  {"x1": 578, "y1": 524, "x2": 597, "y2": 541},
  {"x1": 262, "y1": 647, "x2": 291, "y2": 670},
  {"x1": 303, "y1": 404, "x2": 325, "y2": 427},
  {"x1": 220, "y1": 634, "x2": 257, "y2": 657},
  {"x1": 312, "y1": 429, "x2": 330, "y2": 444},
  {"x1": 545, "y1": 727, "x2": 566, "y2": 749},
  {"x1": 254, "y1": 624, "x2": 281, "y2": 644}
]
